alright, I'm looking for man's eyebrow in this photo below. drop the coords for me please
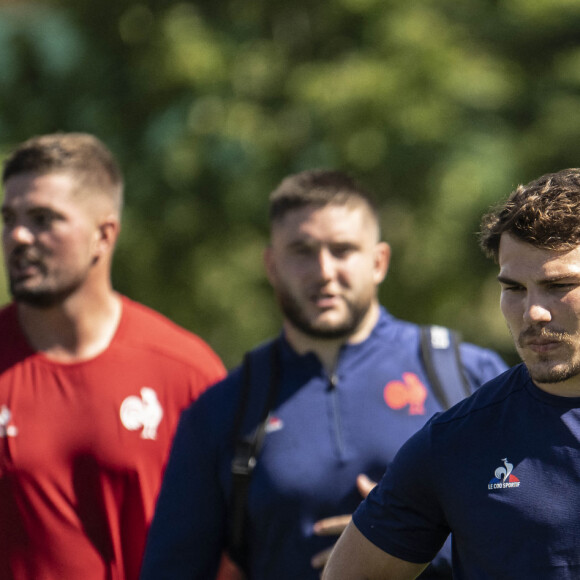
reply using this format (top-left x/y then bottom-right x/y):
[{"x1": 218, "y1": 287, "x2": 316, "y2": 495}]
[
  {"x1": 287, "y1": 238, "x2": 312, "y2": 247},
  {"x1": 497, "y1": 274, "x2": 580, "y2": 285},
  {"x1": 497, "y1": 275, "x2": 518, "y2": 285}
]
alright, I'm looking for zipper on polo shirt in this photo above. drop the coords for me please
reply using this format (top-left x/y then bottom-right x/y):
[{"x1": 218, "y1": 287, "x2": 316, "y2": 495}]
[{"x1": 328, "y1": 373, "x2": 345, "y2": 458}]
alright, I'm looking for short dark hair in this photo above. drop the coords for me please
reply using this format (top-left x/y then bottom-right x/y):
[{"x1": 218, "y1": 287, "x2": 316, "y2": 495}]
[
  {"x1": 479, "y1": 168, "x2": 580, "y2": 261},
  {"x1": 269, "y1": 169, "x2": 380, "y2": 228},
  {"x1": 2, "y1": 132, "x2": 124, "y2": 211}
]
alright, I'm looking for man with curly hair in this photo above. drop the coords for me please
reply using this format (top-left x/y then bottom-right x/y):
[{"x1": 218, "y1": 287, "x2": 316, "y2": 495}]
[{"x1": 323, "y1": 168, "x2": 580, "y2": 579}]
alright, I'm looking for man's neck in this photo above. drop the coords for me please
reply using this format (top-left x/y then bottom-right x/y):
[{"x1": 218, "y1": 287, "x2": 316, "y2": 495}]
[
  {"x1": 284, "y1": 303, "x2": 381, "y2": 375},
  {"x1": 17, "y1": 291, "x2": 122, "y2": 363},
  {"x1": 534, "y1": 377, "x2": 580, "y2": 398}
]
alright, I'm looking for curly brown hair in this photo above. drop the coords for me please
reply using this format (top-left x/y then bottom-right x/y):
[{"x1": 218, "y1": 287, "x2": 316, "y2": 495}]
[{"x1": 479, "y1": 168, "x2": 580, "y2": 262}]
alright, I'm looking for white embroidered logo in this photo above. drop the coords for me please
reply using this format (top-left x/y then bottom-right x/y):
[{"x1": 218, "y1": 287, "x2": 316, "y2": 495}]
[
  {"x1": 488, "y1": 457, "x2": 521, "y2": 490},
  {"x1": 120, "y1": 387, "x2": 163, "y2": 440},
  {"x1": 0, "y1": 405, "x2": 18, "y2": 437}
]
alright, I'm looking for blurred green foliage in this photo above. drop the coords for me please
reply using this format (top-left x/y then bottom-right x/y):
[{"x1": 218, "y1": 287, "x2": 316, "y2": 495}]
[{"x1": 2, "y1": 0, "x2": 580, "y2": 367}]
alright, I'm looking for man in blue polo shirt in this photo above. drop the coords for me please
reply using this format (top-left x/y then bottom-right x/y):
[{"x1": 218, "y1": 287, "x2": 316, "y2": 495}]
[
  {"x1": 141, "y1": 169, "x2": 507, "y2": 580},
  {"x1": 323, "y1": 167, "x2": 580, "y2": 579}
]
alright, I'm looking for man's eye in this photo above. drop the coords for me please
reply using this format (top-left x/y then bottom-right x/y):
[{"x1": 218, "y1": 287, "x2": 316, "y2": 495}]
[
  {"x1": 333, "y1": 247, "x2": 353, "y2": 257},
  {"x1": 32, "y1": 213, "x2": 56, "y2": 227},
  {"x1": 293, "y1": 246, "x2": 314, "y2": 256},
  {"x1": 1, "y1": 213, "x2": 14, "y2": 227}
]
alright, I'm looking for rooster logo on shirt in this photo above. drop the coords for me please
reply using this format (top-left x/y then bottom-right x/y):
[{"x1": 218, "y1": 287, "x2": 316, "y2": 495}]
[
  {"x1": 120, "y1": 387, "x2": 163, "y2": 439},
  {"x1": 383, "y1": 373, "x2": 428, "y2": 415},
  {"x1": 0, "y1": 405, "x2": 18, "y2": 437}
]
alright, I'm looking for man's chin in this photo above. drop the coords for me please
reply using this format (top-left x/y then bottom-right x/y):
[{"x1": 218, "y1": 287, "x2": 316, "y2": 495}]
[
  {"x1": 312, "y1": 310, "x2": 345, "y2": 326},
  {"x1": 12, "y1": 289, "x2": 62, "y2": 309},
  {"x1": 527, "y1": 360, "x2": 580, "y2": 385},
  {"x1": 302, "y1": 317, "x2": 357, "y2": 340},
  {"x1": 279, "y1": 293, "x2": 369, "y2": 341}
]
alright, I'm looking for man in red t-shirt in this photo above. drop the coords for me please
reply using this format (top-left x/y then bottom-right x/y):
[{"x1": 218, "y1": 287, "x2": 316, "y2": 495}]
[{"x1": 0, "y1": 133, "x2": 225, "y2": 580}]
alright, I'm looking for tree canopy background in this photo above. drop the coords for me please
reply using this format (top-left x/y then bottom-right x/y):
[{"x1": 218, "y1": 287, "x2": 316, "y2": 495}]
[{"x1": 1, "y1": 0, "x2": 579, "y2": 368}]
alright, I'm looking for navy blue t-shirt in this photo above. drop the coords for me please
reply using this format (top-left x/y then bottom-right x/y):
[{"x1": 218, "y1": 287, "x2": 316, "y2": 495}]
[{"x1": 354, "y1": 363, "x2": 580, "y2": 578}]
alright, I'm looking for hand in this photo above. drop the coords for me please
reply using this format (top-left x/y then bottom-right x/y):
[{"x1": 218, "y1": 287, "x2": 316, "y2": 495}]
[
  {"x1": 215, "y1": 553, "x2": 246, "y2": 580},
  {"x1": 310, "y1": 473, "x2": 377, "y2": 570}
]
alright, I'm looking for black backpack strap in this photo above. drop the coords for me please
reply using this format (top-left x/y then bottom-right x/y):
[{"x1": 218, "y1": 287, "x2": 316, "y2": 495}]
[
  {"x1": 420, "y1": 325, "x2": 470, "y2": 410},
  {"x1": 228, "y1": 341, "x2": 281, "y2": 572}
]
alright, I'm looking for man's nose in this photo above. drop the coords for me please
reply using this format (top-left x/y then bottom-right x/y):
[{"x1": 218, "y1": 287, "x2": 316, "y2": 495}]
[
  {"x1": 316, "y1": 248, "x2": 336, "y2": 279},
  {"x1": 6, "y1": 224, "x2": 35, "y2": 246},
  {"x1": 524, "y1": 300, "x2": 552, "y2": 324}
]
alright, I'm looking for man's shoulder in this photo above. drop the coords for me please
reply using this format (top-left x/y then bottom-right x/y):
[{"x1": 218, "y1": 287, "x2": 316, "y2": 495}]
[
  {"x1": 374, "y1": 308, "x2": 420, "y2": 341},
  {"x1": 119, "y1": 298, "x2": 205, "y2": 345},
  {"x1": 459, "y1": 339, "x2": 509, "y2": 369},
  {"x1": 377, "y1": 310, "x2": 506, "y2": 365},
  {"x1": 118, "y1": 296, "x2": 225, "y2": 372},
  {"x1": 198, "y1": 339, "x2": 275, "y2": 396},
  {"x1": 375, "y1": 309, "x2": 471, "y2": 353},
  {"x1": 187, "y1": 339, "x2": 277, "y2": 416},
  {"x1": 430, "y1": 364, "x2": 526, "y2": 427}
]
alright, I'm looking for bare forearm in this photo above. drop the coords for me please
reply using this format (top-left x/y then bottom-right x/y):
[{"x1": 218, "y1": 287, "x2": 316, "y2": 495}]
[{"x1": 322, "y1": 522, "x2": 427, "y2": 580}]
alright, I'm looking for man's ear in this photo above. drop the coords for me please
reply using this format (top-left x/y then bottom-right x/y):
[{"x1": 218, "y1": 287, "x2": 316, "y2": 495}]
[
  {"x1": 374, "y1": 241, "x2": 391, "y2": 285},
  {"x1": 94, "y1": 215, "x2": 121, "y2": 258}
]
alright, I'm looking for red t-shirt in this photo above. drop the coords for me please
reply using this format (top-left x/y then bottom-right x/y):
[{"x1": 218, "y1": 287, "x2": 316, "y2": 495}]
[{"x1": 0, "y1": 297, "x2": 226, "y2": 580}]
